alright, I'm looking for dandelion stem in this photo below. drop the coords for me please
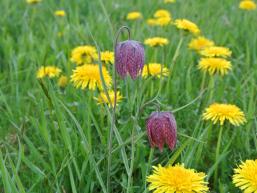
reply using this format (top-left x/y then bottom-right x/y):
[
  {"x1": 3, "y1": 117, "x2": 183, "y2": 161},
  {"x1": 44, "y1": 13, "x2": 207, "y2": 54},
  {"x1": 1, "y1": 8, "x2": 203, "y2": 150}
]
[
  {"x1": 214, "y1": 125, "x2": 224, "y2": 186},
  {"x1": 144, "y1": 148, "x2": 154, "y2": 191}
]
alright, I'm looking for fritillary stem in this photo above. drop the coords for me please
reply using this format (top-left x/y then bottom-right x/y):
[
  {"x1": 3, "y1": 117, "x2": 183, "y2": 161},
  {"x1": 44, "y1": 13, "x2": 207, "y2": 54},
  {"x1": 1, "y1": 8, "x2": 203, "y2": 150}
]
[
  {"x1": 106, "y1": 26, "x2": 131, "y2": 192},
  {"x1": 214, "y1": 125, "x2": 224, "y2": 186}
]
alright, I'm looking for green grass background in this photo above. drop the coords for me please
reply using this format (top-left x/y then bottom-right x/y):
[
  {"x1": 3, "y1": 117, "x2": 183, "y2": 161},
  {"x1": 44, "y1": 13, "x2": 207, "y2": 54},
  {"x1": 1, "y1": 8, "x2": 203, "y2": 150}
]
[{"x1": 0, "y1": 0, "x2": 256, "y2": 192}]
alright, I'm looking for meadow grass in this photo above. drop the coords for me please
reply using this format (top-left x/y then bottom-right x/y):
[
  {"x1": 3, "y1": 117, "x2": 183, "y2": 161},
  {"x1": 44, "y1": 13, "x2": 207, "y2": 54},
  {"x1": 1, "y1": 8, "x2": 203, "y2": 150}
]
[{"x1": 0, "y1": 0, "x2": 256, "y2": 192}]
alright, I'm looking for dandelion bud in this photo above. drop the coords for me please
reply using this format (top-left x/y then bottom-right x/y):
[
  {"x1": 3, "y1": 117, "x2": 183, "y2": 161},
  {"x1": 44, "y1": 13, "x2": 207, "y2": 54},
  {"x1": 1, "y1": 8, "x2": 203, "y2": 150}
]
[
  {"x1": 115, "y1": 40, "x2": 145, "y2": 79},
  {"x1": 146, "y1": 111, "x2": 177, "y2": 151}
]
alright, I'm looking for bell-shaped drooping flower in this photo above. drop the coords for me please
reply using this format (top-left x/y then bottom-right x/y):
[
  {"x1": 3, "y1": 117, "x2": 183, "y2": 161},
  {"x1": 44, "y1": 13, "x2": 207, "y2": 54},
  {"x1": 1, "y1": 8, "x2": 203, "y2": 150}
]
[
  {"x1": 146, "y1": 111, "x2": 177, "y2": 151},
  {"x1": 115, "y1": 40, "x2": 145, "y2": 79}
]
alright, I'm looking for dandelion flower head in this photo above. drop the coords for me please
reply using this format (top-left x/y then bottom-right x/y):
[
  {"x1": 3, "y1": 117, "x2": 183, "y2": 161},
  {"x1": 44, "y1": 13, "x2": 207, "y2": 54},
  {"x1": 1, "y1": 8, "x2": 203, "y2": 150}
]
[
  {"x1": 147, "y1": 164, "x2": 209, "y2": 193},
  {"x1": 144, "y1": 37, "x2": 169, "y2": 47},
  {"x1": 37, "y1": 66, "x2": 61, "y2": 79},
  {"x1": 198, "y1": 58, "x2": 232, "y2": 76},
  {"x1": 142, "y1": 63, "x2": 169, "y2": 78},
  {"x1": 203, "y1": 103, "x2": 246, "y2": 126},
  {"x1": 70, "y1": 45, "x2": 98, "y2": 65},
  {"x1": 127, "y1": 11, "x2": 143, "y2": 20},
  {"x1": 233, "y1": 159, "x2": 257, "y2": 192},
  {"x1": 71, "y1": 64, "x2": 112, "y2": 90},
  {"x1": 174, "y1": 19, "x2": 201, "y2": 35}
]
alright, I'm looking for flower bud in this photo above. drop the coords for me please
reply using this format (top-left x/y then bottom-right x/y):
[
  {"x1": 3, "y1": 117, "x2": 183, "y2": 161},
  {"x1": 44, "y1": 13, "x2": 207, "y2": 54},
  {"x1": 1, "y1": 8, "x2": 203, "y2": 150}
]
[
  {"x1": 115, "y1": 40, "x2": 145, "y2": 79},
  {"x1": 146, "y1": 111, "x2": 177, "y2": 151}
]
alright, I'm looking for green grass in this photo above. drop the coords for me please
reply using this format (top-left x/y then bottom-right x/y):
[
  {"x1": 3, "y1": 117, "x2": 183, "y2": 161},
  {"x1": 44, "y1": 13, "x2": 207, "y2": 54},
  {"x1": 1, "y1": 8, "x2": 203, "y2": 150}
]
[{"x1": 0, "y1": 0, "x2": 256, "y2": 192}]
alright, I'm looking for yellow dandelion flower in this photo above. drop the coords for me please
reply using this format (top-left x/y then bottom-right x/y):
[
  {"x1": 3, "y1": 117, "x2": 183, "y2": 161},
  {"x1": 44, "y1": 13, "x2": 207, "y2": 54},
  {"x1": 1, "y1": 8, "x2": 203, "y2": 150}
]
[
  {"x1": 144, "y1": 37, "x2": 169, "y2": 47},
  {"x1": 154, "y1": 9, "x2": 171, "y2": 18},
  {"x1": 188, "y1": 36, "x2": 215, "y2": 51},
  {"x1": 26, "y1": 0, "x2": 41, "y2": 4},
  {"x1": 126, "y1": 11, "x2": 143, "y2": 20},
  {"x1": 54, "y1": 10, "x2": 66, "y2": 17},
  {"x1": 70, "y1": 45, "x2": 98, "y2": 65},
  {"x1": 58, "y1": 75, "x2": 68, "y2": 88},
  {"x1": 147, "y1": 164, "x2": 209, "y2": 193},
  {"x1": 202, "y1": 103, "x2": 246, "y2": 126},
  {"x1": 198, "y1": 58, "x2": 232, "y2": 76},
  {"x1": 174, "y1": 19, "x2": 201, "y2": 35},
  {"x1": 147, "y1": 19, "x2": 158, "y2": 26},
  {"x1": 70, "y1": 64, "x2": 112, "y2": 90},
  {"x1": 155, "y1": 17, "x2": 172, "y2": 26},
  {"x1": 95, "y1": 90, "x2": 123, "y2": 107},
  {"x1": 239, "y1": 0, "x2": 256, "y2": 10},
  {"x1": 37, "y1": 66, "x2": 61, "y2": 79},
  {"x1": 142, "y1": 63, "x2": 169, "y2": 78},
  {"x1": 164, "y1": 0, "x2": 176, "y2": 3},
  {"x1": 233, "y1": 159, "x2": 257, "y2": 192},
  {"x1": 200, "y1": 46, "x2": 232, "y2": 58},
  {"x1": 101, "y1": 51, "x2": 114, "y2": 64}
]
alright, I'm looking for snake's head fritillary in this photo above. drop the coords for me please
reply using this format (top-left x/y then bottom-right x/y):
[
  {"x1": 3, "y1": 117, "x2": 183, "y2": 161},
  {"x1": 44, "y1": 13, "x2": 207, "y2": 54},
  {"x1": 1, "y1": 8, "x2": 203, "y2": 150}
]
[
  {"x1": 115, "y1": 40, "x2": 145, "y2": 79},
  {"x1": 146, "y1": 111, "x2": 177, "y2": 151}
]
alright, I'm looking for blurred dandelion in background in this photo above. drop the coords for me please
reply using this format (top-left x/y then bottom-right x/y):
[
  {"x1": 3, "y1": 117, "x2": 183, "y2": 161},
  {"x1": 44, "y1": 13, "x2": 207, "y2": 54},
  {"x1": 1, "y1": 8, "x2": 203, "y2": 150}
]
[
  {"x1": 58, "y1": 75, "x2": 68, "y2": 88},
  {"x1": 198, "y1": 58, "x2": 232, "y2": 76},
  {"x1": 36, "y1": 66, "x2": 61, "y2": 79},
  {"x1": 126, "y1": 11, "x2": 143, "y2": 20},
  {"x1": 54, "y1": 10, "x2": 66, "y2": 17},
  {"x1": 239, "y1": 0, "x2": 257, "y2": 10},
  {"x1": 174, "y1": 19, "x2": 201, "y2": 35},
  {"x1": 147, "y1": 164, "x2": 209, "y2": 193},
  {"x1": 70, "y1": 45, "x2": 98, "y2": 65},
  {"x1": 164, "y1": 0, "x2": 176, "y2": 3},
  {"x1": 147, "y1": 9, "x2": 172, "y2": 26},
  {"x1": 95, "y1": 90, "x2": 123, "y2": 107},
  {"x1": 233, "y1": 159, "x2": 257, "y2": 192},
  {"x1": 144, "y1": 37, "x2": 169, "y2": 47},
  {"x1": 142, "y1": 63, "x2": 169, "y2": 78},
  {"x1": 188, "y1": 36, "x2": 215, "y2": 52},
  {"x1": 202, "y1": 103, "x2": 246, "y2": 126},
  {"x1": 70, "y1": 64, "x2": 112, "y2": 90},
  {"x1": 26, "y1": 0, "x2": 41, "y2": 5}
]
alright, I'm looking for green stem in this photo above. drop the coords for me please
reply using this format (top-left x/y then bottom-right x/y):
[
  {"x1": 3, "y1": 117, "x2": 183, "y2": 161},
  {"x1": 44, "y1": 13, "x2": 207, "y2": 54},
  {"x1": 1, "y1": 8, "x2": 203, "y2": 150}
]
[
  {"x1": 144, "y1": 148, "x2": 154, "y2": 191},
  {"x1": 214, "y1": 125, "x2": 223, "y2": 186}
]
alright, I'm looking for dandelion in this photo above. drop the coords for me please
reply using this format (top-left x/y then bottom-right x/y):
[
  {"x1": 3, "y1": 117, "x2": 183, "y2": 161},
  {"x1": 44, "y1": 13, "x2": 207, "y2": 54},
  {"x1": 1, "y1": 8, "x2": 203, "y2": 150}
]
[
  {"x1": 71, "y1": 64, "x2": 112, "y2": 90},
  {"x1": 95, "y1": 90, "x2": 123, "y2": 107},
  {"x1": 126, "y1": 11, "x2": 142, "y2": 20},
  {"x1": 147, "y1": 19, "x2": 158, "y2": 26},
  {"x1": 54, "y1": 10, "x2": 66, "y2": 17},
  {"x1": 26, "y1": 0, "x2": 41, "y2": 4},
  {"x1": 101, "y1": 51, "x2": 114, "y2": 64},
  {"x1": 146, "y1": 111, "x2": 177, "y2": 151},
  {"x1": 239, "y1": 0, "x2": 256, "y2": 10},
  {"x1": 174, "y1": 19, "x2": 201, "y2": 35},
  {"x1": 200, "y1": 46, "x2": 232, "y2": 58},
  {"x1": 198, "y1": 58, "x2": 232, "y2": 76},
  {"x1": 164, "y1": 0, "x2": 176, "y2": 3},
  {"x1": 233, "y1": 159, "x2": 257, "y2": 192},
  {"x1": 37, "y1": 66, "x2": 61, "y2": 79},
  {"x1": 142, "y1": 63, "x2": 169, "y2": 78},
  {"x1": 70, "y1": 45, "x2": 98, "y2": 65},
  {"x1": 147, "y1": 164, "x2": 209, "y2": 193},
  {"x1": 154, "y1": 9, "x2": 171, "y2": 18},
  {"x1": 203, "y1": 103, "x2": 246, "y2": 126},
  {"x1": 115, "y1": 40, "x2": 145, "y2": 79},
  {"x1": 188, "y1": 36, "x2": 215, "y2": 51},
  {"x1": 147, "y1": 9, "x2": 172, "y2": 26},
  {"x1": 58, "y1": 75, "x2": 68, "y2": 88},
  {"x1": 144, "y1": 37, "x2": 169, "y2": 47}
]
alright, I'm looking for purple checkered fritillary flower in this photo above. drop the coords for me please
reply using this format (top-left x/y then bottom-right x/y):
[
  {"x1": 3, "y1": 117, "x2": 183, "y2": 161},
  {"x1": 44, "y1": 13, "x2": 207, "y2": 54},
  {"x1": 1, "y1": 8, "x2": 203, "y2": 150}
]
[
  {"x1": 115, "y1": 40, "x2": 145, "y2": 79},
  {"x1": 146, "y1": 111, "x2": 177, "y2": 151}
]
